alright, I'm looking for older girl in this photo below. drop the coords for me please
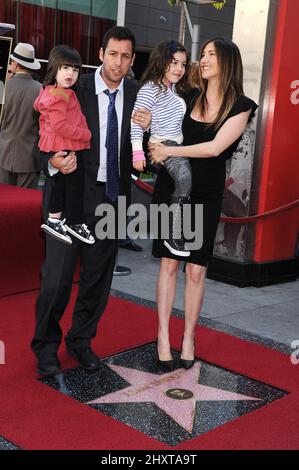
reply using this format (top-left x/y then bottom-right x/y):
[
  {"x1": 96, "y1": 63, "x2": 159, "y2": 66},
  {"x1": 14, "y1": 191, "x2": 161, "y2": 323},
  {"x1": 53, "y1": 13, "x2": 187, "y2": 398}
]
[{"x1": 131, "y1": 40, "x2": 191, "y2": 257}]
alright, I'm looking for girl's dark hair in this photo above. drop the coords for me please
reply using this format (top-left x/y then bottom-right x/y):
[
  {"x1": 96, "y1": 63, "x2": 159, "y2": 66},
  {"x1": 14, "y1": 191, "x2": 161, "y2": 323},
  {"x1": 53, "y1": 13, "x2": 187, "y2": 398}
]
[
  {"x1": 44, "y1": 45, "x2": 82, "y2": 87},
  {"x1": 141, "y1": 40, "x2": 190, "y2": 97},
  {"x1": 194, "y1": 37, "x2": 244, "y2": 128}
]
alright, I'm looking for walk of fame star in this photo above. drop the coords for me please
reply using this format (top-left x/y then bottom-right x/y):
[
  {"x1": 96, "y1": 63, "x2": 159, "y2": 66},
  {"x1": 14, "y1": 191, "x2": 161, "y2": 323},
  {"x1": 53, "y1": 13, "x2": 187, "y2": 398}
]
[{"x1": 87, "y1": 362, "x2": 260, "y2": 433}]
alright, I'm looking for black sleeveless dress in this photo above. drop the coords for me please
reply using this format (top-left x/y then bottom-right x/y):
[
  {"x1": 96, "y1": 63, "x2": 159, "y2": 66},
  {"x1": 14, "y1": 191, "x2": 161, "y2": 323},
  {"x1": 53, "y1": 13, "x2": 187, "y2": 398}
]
[{"x1": 152, "y1": 94, "x2": 258, "y2": 266}]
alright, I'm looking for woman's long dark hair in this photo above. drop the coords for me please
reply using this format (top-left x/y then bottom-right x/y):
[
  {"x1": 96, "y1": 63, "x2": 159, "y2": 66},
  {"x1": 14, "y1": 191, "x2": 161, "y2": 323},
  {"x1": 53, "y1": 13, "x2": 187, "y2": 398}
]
[
  {"x1": 141, "y1": 40, "x2": 190, "y2": 97},
  {"x1": 44, "y1": 45, "x2": 82, "y2": 87},
  {"x1": 194, "y1": 37, "x2": 244, "y2": 128}
]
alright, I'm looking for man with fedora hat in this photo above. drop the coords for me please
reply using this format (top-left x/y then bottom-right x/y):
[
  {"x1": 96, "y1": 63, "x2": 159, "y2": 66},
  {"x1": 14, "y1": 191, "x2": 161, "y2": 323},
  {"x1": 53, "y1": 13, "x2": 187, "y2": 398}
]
[{"x1": 0, "y1": 42, "x2": 42, "y2": 188}]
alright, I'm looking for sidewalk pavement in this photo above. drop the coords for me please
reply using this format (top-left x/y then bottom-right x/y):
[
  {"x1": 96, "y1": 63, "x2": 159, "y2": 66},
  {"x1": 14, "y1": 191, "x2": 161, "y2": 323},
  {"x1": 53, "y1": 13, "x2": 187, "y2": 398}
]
[{"x1": 112, "y1": 238, "x2": 299, "y2": 355}]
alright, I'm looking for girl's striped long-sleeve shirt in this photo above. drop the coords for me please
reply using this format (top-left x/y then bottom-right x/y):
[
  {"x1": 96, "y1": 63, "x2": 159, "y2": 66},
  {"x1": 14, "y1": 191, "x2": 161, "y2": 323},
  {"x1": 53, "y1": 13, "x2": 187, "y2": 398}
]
[{"x1": 131, "y1": 81, "x2": 186, "y2": 158}]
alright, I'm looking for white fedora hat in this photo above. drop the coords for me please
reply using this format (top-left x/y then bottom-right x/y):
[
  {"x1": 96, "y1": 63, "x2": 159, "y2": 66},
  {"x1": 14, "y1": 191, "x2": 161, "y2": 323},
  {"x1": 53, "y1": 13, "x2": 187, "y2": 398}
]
[{"x1": 10, "y1": 42, "x2": 41, "y2": 70}]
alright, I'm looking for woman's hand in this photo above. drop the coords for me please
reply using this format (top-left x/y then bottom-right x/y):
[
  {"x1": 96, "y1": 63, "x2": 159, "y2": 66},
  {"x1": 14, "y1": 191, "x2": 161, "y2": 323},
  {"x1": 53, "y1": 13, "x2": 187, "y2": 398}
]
[
  {"x1": 148, "y1": 143, "x2": 169, "y2": 164},
  {"x1": 132, "y1": 108, "x2": 152, "y2": 130},
  {"x1": 133, "y1": 160, "x2": 146, "y2": 172}
]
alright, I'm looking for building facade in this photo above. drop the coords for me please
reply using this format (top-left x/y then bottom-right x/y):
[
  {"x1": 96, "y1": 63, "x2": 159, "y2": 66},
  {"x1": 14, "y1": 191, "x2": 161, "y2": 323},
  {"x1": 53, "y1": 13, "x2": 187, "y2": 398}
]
[
  {"x1": 0, "y1": 0, "x2": 117, "y2": 69},
  {"x1": 0, "y1": 0, "x2": 236, "y2": 77}
]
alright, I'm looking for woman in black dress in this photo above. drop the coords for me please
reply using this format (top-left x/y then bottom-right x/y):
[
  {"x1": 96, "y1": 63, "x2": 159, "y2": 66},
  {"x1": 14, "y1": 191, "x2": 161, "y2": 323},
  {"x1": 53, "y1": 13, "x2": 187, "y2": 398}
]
[{"x1": 149, "y1": 38, "x2": 258, "y2": 370}]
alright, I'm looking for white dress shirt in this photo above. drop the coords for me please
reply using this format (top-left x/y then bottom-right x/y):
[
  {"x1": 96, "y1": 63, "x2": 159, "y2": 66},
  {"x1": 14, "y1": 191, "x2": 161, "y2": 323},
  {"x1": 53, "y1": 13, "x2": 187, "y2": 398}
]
[{"x1": 95, "y1": 65, "x2": 124, "y2": 182}]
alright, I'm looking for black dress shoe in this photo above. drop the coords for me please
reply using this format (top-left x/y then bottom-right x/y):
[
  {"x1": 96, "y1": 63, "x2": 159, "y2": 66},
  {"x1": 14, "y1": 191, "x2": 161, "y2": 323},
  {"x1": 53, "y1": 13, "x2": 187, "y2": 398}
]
[
  {"x1": 37, "y1": 352, "x2": 61, "y2": 376},
  {"x1": 119, "y1": 240, "x2": 143, "y2": 252},
  {"x1": 158, "y1": 358, "x2": 175, "y2": 372},
  {"x1": 180, "y1": 336, "x2": 195, "y2": 370},
  {"x1": 66, "y1": 346, "x2": 100, "y2": 370},
  {"x1": 180, "y1": 357, "x2": 195, "y2": 370},
  {"x1": 155, "y1": 341, "x2": 175, "y2": 372}
]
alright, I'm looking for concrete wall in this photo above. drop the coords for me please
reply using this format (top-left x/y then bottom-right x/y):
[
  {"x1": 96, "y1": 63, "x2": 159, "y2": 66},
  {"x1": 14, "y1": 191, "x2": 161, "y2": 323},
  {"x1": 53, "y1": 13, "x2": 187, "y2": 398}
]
[{"x1": 232, "y1": 0, "x2": 270, "y2": 103}]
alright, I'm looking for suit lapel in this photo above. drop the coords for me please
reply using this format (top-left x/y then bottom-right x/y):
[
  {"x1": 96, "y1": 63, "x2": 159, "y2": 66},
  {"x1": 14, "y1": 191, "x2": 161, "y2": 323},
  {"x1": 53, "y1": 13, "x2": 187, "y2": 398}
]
[
  {"x1": 121, "y1": 79, "x2": 136, "y2": 151},
  {"x1": 80, "y1": 74, "x2": 100, "y2": 154}
]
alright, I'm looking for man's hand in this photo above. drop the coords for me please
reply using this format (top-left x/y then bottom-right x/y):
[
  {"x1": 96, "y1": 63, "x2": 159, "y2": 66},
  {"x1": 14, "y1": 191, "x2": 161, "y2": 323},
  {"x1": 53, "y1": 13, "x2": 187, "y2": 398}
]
[
  {"x1": 132, "y1": 108, "x2": 151, "y2": 130},
  {"x1": 49, "y1": 151, "x2": 77, "y2": 174}
]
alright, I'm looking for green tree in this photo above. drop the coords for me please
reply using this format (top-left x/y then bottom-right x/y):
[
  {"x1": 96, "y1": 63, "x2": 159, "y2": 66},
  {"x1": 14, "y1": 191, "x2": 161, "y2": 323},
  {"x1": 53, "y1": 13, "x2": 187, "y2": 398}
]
[
  {"x1": 168, "y1": 0, "x2": 226, "y2": 10},
  {"x1": 167, "y1": 1, "x2": 226, "y2": 45}
]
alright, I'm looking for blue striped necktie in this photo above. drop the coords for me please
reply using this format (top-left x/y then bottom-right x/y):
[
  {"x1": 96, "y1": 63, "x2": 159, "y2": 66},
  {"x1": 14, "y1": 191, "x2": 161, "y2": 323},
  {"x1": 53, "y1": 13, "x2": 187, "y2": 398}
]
[{"x1": 104, "y1": 89, "x2": 119, "y2": 202}]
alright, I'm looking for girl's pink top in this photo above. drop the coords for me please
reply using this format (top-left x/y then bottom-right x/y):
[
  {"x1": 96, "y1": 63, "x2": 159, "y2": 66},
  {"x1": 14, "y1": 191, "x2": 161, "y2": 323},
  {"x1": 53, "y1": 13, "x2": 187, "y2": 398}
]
[{"x1": 34, "y1": 85, "x2": 91, "y2": 152}]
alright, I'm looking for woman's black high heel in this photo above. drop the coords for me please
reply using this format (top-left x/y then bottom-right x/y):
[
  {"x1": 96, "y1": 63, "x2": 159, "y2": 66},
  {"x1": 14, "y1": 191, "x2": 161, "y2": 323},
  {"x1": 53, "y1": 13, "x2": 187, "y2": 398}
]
[
  {"x1": 180, "y1": 336, "x2": 195, "y2": 370},
  {"x1": 156, "y1": 341, "x2": 175, "y2": 371}
]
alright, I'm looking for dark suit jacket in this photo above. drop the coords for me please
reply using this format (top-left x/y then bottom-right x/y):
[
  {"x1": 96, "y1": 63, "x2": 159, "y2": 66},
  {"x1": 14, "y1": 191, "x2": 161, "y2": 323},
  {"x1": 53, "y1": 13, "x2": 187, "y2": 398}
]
[{"x1": 41, "y1": 72, "x2": 138, "y2": 218}]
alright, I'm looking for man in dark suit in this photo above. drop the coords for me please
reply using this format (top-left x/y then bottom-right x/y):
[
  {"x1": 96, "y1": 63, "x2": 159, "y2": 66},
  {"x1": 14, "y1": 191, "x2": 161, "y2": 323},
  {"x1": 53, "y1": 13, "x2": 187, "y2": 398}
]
[{"x1": 31, "y1": 26, "x2": 150, "y2": 376}]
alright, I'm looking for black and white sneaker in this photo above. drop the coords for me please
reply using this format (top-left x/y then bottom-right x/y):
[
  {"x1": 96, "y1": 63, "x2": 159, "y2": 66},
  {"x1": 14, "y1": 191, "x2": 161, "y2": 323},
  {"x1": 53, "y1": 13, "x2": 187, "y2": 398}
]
[
  {"x1": 65, "y1": 223, "x2": 95, "y2": 244},
  {"x1": 41, "y1": 218, "x2": 72, "y2": 244},
  {"x1": 163, "y1": 197, "x2": 190, "y2": 257},
  {"x1": 164, "y1": 239, "x2": 190, "y2": 257}
]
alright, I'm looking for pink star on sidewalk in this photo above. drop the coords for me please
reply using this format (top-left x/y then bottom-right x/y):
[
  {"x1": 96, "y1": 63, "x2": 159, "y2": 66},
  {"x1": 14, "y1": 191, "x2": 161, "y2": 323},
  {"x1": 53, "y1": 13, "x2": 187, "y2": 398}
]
[{"x1": 88, "y1": 363, "x2": 260, "y2": 433}]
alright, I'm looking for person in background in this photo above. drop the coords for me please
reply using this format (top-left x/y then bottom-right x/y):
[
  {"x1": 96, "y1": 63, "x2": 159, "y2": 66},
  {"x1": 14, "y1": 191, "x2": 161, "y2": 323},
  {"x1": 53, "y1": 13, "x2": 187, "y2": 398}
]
[
  {"x1": 0, "y1": 43, "x2": 41, "y2": 188},
  {"x1": 126, "y1": 67, "x2": 135, "y2": 81}
]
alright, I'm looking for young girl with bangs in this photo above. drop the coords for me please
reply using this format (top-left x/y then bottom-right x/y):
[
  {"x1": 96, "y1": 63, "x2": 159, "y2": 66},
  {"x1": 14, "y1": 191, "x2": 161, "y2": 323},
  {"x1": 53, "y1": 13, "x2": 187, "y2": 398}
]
[{"x1": 34, "y1": 45, "x2": 94, "y2": 245}]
